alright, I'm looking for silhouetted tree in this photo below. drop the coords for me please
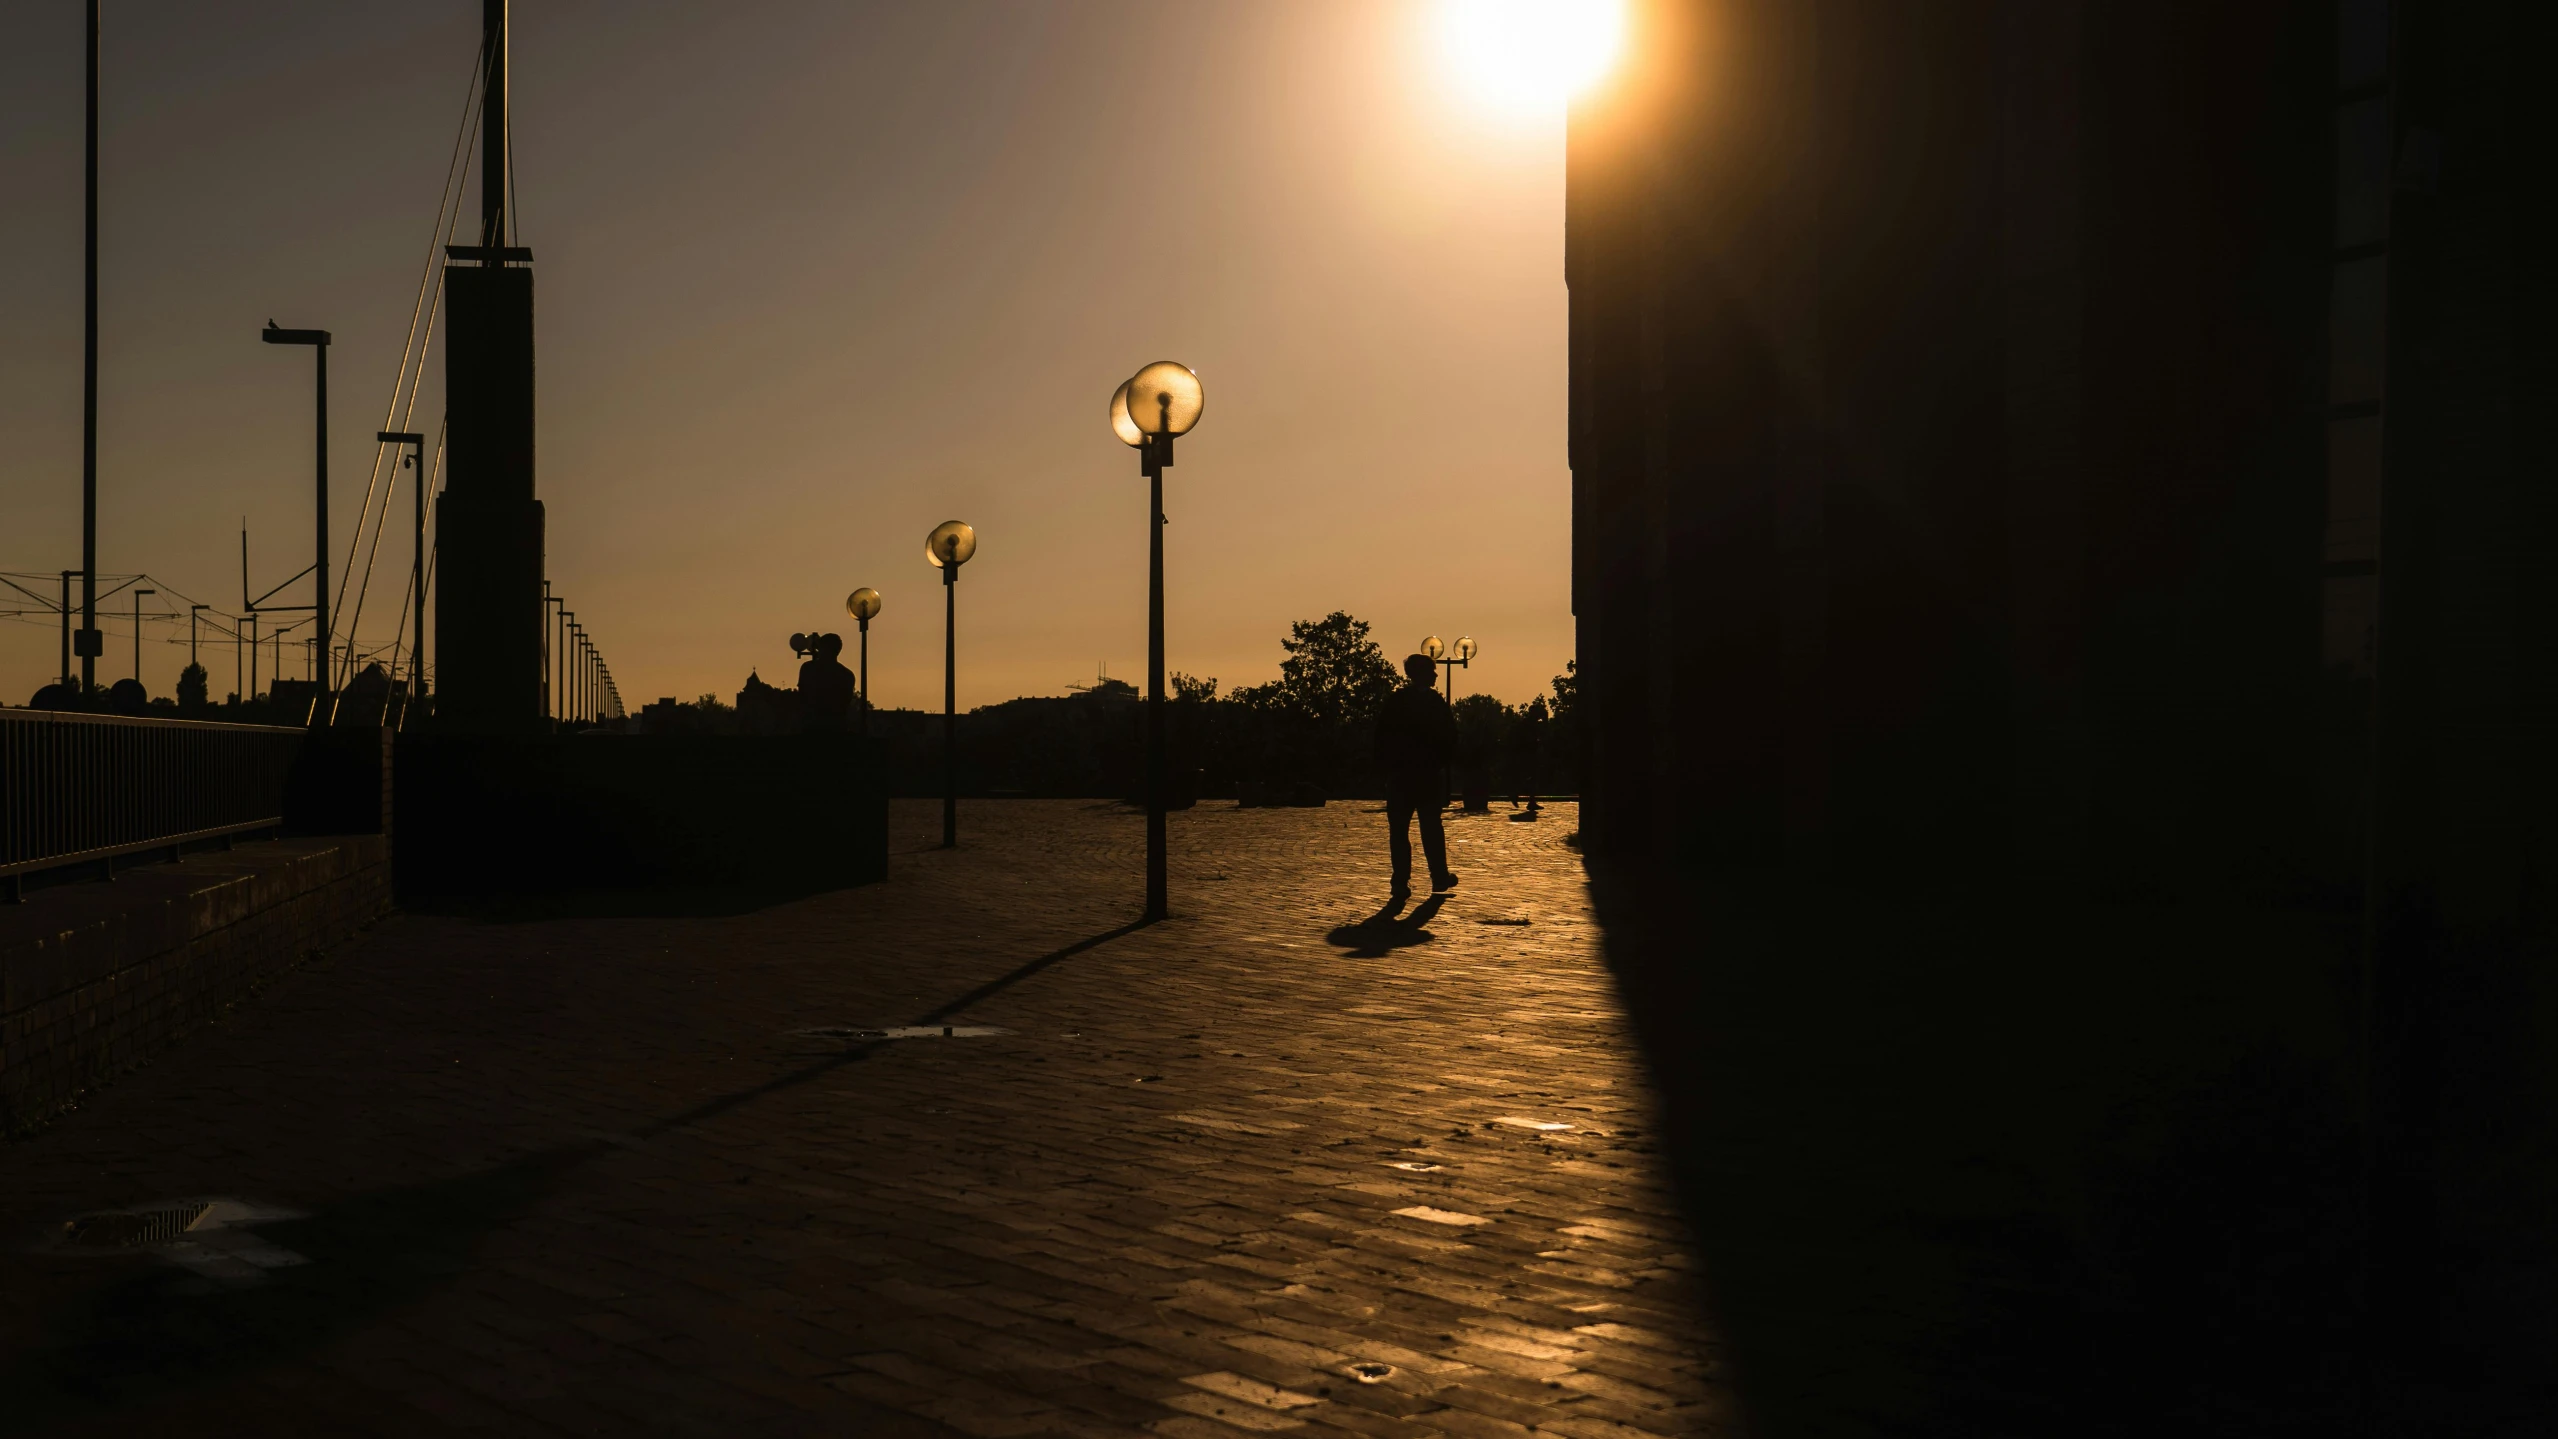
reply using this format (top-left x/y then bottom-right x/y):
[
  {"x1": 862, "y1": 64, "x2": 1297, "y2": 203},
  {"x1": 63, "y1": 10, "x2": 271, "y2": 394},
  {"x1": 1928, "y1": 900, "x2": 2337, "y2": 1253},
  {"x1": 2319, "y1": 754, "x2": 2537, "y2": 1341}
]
[
  {"x1": 176, "y1": 662, "x2": 210, "y2": 712},
  {"x1": 1270, "y1": 611, "x2": 1398, "y2": 727}
]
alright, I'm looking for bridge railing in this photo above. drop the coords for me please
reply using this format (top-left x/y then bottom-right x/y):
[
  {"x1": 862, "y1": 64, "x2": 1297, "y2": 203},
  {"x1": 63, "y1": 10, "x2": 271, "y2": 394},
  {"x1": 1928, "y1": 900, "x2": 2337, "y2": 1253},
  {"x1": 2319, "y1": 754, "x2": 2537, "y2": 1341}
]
[{"x1": 1, "y1": 710, "x2": 307, "y2": 891}]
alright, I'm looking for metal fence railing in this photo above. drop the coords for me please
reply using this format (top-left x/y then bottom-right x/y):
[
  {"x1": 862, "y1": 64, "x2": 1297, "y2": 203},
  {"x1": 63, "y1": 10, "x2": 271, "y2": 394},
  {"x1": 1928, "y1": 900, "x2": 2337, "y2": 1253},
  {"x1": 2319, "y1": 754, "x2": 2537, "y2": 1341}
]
[{"x1": 2, "y1": 710, "x2": 307, "y2": 894}]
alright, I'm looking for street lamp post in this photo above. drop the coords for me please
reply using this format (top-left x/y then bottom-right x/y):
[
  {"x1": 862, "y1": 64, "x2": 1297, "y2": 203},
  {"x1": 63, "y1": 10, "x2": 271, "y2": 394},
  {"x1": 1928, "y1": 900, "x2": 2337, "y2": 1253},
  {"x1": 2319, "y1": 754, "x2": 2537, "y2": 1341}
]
[
  {"x1": 1420, "y1": 634, "x2": 1477, "y2": 802},
  {"x1": 1111, "y1": 362, "x2": 1204, "y2": 923},
  {"x1": 1420, "y1": 633, "x2": 1477, "y2": 704},
  {"x1": 131, "y1": 588, "x2": 154, "y2": 684},
  {"x1": 78, "y1": 0, "x2": 101, "y2": 695},
  {"x1": 189, "y1": 603, "x2": 209, "y2": 704},
  {"x1": 380, "y1": 431, "x2": 427, "y2": 704},
  {"x1": 846, "y1": 587, "x2": 882, "y2": 737},
  {"x1": 925, "y1": 521, "x2": 977, "y2": 849},
  {"x1": 261, "y1": 322, "x2": 332, "y2": 704},
  {"x1": 545, "y1": 592, "x2": 563, "y2": 725}
]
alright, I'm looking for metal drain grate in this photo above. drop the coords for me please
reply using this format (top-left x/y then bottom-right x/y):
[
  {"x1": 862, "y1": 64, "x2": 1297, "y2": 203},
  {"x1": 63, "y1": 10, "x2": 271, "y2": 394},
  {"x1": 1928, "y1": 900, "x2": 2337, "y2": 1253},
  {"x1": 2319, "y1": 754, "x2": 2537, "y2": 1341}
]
[{"x1": 61, "y1": 1203, "x2": 210, "y2": 1249}]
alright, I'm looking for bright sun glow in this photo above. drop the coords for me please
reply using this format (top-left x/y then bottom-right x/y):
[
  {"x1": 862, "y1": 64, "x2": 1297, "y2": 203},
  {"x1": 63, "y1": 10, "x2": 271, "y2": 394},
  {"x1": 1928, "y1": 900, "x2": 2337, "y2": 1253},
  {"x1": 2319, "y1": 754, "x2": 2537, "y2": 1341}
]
[{"x1": 1437, "y1": 0, "x2": 1627, "y2": 118}]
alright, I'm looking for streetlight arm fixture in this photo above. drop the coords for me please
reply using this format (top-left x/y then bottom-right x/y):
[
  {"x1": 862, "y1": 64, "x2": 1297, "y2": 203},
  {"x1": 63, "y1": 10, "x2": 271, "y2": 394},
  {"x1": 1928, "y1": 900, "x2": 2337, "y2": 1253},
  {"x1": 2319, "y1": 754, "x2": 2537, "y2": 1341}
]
[
  {"x1": 379, "y1": 431, "x2": 428, "y2": 705},
  {"x1": 262, "y1": 320, "x2": 333, "y2": 701}
]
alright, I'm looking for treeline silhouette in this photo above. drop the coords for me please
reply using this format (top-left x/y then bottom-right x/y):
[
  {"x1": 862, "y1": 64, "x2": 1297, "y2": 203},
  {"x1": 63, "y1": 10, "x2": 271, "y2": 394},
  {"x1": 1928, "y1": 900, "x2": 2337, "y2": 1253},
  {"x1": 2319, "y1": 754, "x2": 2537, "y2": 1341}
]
[
  {"x1": 643, "y1": 612, "x2": 1576, "y2": 803},
  {"x1": 22, "y1": 660, "x2": 413, "y2": 728}
]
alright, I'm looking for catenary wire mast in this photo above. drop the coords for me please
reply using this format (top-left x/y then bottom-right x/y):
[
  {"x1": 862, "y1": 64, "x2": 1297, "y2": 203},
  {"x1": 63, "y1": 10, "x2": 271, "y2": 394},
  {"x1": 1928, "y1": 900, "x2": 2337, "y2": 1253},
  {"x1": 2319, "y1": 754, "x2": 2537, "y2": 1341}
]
[{"x1": 78, "y1": 0, "x2": 102, "y2": 689}]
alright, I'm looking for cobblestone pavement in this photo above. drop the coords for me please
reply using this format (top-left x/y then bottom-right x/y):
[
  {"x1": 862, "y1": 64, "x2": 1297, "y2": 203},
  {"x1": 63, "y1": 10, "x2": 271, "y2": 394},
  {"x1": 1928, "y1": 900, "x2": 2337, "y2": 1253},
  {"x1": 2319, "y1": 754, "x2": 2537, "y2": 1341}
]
[{"x1": 0, "y1": 800, "x2": 1729, "y2": 1438}]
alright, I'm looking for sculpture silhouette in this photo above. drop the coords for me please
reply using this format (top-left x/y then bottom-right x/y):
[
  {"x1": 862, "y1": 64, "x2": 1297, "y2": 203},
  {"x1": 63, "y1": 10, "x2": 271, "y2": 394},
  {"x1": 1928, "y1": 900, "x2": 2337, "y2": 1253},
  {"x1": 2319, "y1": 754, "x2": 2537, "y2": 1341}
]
[{"x1": 793, "y1": 632, "x2": 856, "y2": 733}]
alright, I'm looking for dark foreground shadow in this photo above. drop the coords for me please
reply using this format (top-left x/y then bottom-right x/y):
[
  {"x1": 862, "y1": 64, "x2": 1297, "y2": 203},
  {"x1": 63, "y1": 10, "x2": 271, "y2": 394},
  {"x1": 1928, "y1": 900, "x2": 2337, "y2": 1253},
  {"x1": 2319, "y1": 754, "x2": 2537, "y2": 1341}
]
[
  {"x1": 0, "y1": 917, "x2": 1150, "y2": 1423},
  {"x1": 1589, "y1": 862, "x2": 2371, "y2": 1439},
  {"x1": 1325, "y1": 894, "x2": 1448, "y2": 958},
  {"x1": 405, "y1": 877, "x2": 858, "y2": 922}
]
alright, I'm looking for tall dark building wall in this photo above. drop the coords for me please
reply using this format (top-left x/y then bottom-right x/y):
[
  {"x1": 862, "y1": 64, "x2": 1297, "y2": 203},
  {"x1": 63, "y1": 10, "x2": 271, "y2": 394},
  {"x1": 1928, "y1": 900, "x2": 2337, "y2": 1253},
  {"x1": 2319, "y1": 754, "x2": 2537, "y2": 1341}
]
[
  {"x1": 1569, "y1": 0, "x2": 2555, "y2": 1424},
  {"x1": 1569, "y1": 0, "x2": 2336, "y2": 887},
  {"x1": 437, "y1": 264, "x2": 546, "y2": 733}
]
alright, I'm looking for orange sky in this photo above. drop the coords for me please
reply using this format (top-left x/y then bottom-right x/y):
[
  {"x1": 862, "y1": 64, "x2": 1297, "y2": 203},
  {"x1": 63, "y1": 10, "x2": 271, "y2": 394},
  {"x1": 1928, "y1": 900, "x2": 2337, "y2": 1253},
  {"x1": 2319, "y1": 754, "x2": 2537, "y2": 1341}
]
[{"x1": 0, "y1": 2, "x2": 1573, "y2": 712}]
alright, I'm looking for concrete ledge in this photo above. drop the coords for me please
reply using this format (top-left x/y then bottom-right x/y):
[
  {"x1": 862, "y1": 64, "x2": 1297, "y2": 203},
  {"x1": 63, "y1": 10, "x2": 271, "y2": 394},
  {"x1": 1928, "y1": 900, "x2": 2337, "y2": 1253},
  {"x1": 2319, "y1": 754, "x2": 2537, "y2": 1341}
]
[{"x1": 0, "y1": 835, "x2": 391, "y2": 1132}]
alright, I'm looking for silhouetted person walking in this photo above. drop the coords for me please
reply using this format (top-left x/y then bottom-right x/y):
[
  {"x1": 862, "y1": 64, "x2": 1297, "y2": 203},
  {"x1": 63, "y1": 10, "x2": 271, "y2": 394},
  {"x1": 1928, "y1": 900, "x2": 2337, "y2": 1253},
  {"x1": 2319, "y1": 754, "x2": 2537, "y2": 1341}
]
[{"x1": 1377, "y1": 652, "x2": 1458, "y2": 899}]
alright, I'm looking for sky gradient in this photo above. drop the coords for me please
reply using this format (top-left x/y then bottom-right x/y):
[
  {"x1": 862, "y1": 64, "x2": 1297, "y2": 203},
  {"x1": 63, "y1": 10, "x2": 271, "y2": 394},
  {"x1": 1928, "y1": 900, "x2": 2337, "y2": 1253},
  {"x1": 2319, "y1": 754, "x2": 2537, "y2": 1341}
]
[{"x1": 0, "y1": 1, "x2": 1573, "y2": 712}]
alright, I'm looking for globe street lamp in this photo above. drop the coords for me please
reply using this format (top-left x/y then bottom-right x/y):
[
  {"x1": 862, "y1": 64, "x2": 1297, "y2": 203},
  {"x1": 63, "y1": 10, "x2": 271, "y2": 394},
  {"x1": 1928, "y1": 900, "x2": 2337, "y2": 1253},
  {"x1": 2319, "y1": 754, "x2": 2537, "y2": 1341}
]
[
  {"x1": 926, "y1": 521, "x2": 976, "y2": 849},
  {"x1": 845, "y1": 587, "x2": 881, "y2": 737},
  {"x1": 1419, "y1": 633, "x2": 1477, "y2": 703},
  {"x1": 1112, "y1": 361, "x2": 1203, "y2": 923}
]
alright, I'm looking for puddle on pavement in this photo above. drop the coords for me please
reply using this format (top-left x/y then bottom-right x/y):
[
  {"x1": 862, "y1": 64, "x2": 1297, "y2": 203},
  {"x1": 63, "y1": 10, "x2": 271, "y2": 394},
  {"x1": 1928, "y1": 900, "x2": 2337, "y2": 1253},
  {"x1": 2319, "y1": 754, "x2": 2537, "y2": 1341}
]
[
  {"x1": 792, "y1": 1025, "x2": 1013, "y2": 1041},
  {"x1": 41, "y1": 1197, "x2": 311, "y2": 1287}
]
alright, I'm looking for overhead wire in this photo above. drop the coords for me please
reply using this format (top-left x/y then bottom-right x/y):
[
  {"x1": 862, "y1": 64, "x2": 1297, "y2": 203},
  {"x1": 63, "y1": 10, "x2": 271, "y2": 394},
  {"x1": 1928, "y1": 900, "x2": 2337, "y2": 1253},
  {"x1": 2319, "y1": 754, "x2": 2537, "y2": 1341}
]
[{"x1": 331, "y1": 41, "x2": 485, "y2": 686}]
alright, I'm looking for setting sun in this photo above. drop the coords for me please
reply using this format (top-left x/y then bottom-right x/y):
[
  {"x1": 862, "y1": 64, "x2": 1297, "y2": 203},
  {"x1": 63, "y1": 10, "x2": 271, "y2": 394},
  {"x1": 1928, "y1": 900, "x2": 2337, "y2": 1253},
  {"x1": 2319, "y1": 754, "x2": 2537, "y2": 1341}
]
[{"x1": 1436, "y1": 0, "x2": 1627, "y2": 118}]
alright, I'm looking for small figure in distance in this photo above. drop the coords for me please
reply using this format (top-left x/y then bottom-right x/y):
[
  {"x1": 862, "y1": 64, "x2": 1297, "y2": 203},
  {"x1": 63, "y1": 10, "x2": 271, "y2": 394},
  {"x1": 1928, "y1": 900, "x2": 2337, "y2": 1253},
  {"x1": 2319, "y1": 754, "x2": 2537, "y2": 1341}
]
[
  {"x1": 798, "y1": 631, "x2": 857, "y2": 732},
  {"x1": 1376, "y1": 652, "x2": 1459, "y2": 900}
]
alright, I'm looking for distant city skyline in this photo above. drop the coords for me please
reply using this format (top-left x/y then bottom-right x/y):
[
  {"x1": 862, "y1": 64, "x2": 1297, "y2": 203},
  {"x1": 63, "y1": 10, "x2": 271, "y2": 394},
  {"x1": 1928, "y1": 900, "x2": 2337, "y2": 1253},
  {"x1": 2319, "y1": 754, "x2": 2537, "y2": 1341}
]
[{"x1": 0, "y1": 1, "x2": 1578, "y2": 711}]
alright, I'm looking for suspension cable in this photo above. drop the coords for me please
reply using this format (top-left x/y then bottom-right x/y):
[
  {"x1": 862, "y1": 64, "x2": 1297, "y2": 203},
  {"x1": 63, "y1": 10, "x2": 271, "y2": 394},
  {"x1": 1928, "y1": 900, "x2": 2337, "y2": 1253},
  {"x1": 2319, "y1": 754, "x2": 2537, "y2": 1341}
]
[{"x1": 331, "y1": 41, "x2": 485, "y2": 684}]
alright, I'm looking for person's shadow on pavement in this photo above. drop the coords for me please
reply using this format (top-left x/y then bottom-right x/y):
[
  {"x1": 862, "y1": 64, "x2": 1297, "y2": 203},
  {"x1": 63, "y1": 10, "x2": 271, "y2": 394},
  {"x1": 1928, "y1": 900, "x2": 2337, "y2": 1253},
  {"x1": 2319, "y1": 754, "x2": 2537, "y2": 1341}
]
[{"x1": 1325, "y1": 893, "x2": 1449, "y2": 959}]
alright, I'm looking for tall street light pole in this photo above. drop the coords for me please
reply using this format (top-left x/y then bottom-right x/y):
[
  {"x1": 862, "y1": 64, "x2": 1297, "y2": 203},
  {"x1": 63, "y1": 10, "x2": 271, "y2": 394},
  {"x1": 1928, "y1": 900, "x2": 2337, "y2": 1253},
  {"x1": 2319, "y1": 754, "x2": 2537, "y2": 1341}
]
[
  {"x1": 262, "y1": 322, "x2": 332, "y2": 709},
  {"x1": 131, "y1": 588, "x2": 154, "y2": 684},
  {"x1": 380, "y1": 431, "x2": 427, "y2": 703},
  {"x1": 59, "y1": 571, "x2": 75, "y2": 686},
  {"x1": 78, "y1": 0, "x2": 102, "y2": 693},
  {"x1": 1112, "y1": 363, "x2": 1205, "y2": 923},
  {"x1": 1420, "y1": 634, "x2": 1477, "y2": 802},
  {"x1": 926, "y1": 522, "x2": 977, "y2": 849},
  {"x1": 847, "y1": 588, "x2": 882, "y2": 738}
]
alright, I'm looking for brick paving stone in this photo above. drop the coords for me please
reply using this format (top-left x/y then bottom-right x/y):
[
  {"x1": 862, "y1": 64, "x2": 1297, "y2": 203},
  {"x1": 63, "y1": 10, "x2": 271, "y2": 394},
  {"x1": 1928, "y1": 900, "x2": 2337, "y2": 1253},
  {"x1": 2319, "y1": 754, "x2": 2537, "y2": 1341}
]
[{"x1": 0, "y1": 800, "x2": 1730, "y2": 1436}]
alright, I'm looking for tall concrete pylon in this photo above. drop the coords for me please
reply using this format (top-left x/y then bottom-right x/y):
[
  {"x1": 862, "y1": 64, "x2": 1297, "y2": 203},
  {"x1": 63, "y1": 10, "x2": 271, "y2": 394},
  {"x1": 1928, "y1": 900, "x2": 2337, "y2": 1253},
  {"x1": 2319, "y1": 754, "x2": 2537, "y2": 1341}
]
[{"x1": 436, "y1": 0, "x2": 546, "y2": 732}]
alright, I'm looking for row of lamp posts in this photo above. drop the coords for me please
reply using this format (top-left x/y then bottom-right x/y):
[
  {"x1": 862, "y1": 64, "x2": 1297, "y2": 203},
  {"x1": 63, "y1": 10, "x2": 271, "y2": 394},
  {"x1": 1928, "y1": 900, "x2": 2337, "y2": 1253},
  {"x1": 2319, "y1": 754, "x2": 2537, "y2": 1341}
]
[{"x1": 832, "y1": 361, "x2": 1203, "y2": 921}]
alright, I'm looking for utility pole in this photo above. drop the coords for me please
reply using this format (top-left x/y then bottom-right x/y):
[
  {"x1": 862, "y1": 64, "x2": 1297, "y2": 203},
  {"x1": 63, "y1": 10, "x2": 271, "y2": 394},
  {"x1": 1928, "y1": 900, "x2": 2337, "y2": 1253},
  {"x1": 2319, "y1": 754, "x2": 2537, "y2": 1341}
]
[
  {"x1": 78, "y1": 0, "x2": 102, "y2": 691},
  {"x1": 131, "y1": 587, "x2": 153, "y2": 683},
  {"x1": 58, "y1": 570, "x2": 74, "y2": 685}
]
